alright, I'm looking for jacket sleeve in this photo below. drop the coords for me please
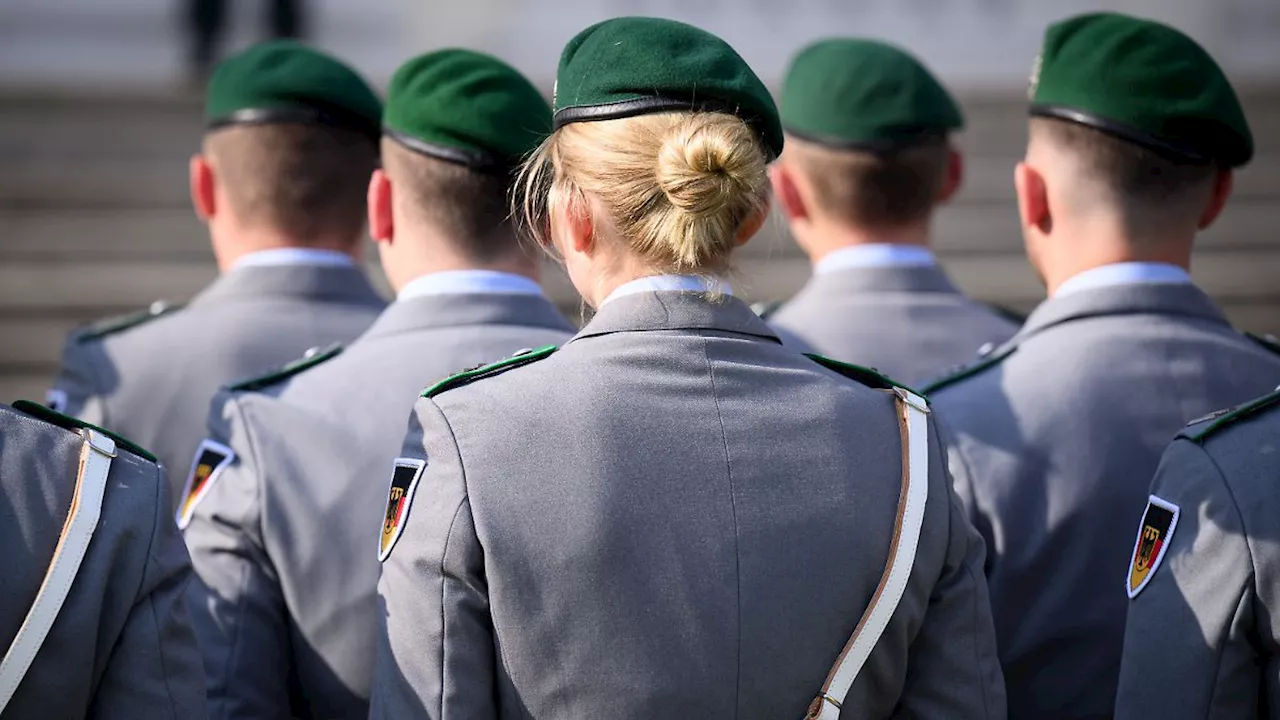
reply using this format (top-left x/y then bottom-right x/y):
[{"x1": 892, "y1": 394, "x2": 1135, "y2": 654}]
[
  {"x1": 894, "y1": 416, "x2": 1007, "y2": 719},
  {"x1": 87, "y1": 458, "x2": 208, "y2": 719},
  {"x1": 182, "y1": 393, "x2": 294, "y2": 720},
  {"x1": 1114, "y1": 440, "x2": 1257, "y2": 719},
  {"x1": 369, "y1": 397, "x2": 497, "y2": 720},
  {"x1": 49, "y1": 335, "x2": 110, "y2": 425}
]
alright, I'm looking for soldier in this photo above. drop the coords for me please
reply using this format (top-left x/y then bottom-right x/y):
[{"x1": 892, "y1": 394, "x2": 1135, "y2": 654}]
[
  {"x1": 1115, "y1": 387, "x2": 1280, "y2": 718},
  {"x1": 923, "y1": 12, "x2": 1280, "y2": 719},
  {"x1": 766, "y1": 39, "x2": 1017, "y2": 385},
  {"x1": 370, "y1": 18, "x2": 1006, "y2": 719},
  {"x1": 180, "y1": 49, "x2": 574, "y2": 719},
  {"x1": 0, "y1": 401, "x2": 205, "y2": 718},
  {"x1": 48, "y1": 40, "x2": 386, "y2": 504}
]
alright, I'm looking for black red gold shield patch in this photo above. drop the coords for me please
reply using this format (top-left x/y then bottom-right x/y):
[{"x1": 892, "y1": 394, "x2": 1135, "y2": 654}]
[
  {"x1": 379, "y1": 458, "x2": 426, "y2": 562},
  {"x1": 176, "y1": 438, "x2": 236, "y2": 529},
  {"x1": 1127, "y1": 495, "x2": 1180, "y2": 598}
]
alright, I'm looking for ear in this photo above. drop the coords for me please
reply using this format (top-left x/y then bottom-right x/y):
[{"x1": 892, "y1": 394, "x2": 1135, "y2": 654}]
[
  {"x1": 562, "y1": 193, "x2": 595, "y2": 255},
  {"x1": 1014, "y1": 161, "x2": 1051, "y2": 235},
  {"x1": 368, "y1": 169, "x2": 394, "y2": 245},
  {"x1": 733, "y1": 197, "x2": 772, "y2": 247},
  {"x1": 190, "y1": 154, "x2": 216, "y2": 222},
  {"x1": 1197, "y1": 170, "x2": 1234, "y2": 230},
  {"x1": 769, "y1": 163, "x2": 808, "y2": 222},
  {"x1": 937, "y1": 147, "x2": 964, "y2": 204}
]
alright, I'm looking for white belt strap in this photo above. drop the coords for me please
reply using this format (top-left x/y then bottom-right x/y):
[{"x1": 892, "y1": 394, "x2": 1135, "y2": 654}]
[
  {"x1": 807, "y1": 388, "x2": 930, "y2": 719},
  {"x1": 0, "y1": 429, "x2": 115, "y2": 712}
]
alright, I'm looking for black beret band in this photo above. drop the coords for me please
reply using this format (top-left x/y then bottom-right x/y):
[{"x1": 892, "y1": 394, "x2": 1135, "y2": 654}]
[
  {"x1": 554, "y1": 95, "x2": 780, "y2": 159},
  {"x1": 382, "y1": 126, "x2": 506, "y2": 173},
  {"x1": 1029, "y1": 104, "x2": 1213, "y2": 164},
  {"x1": 207, "y1": 106, "x2": 381, "y2": 144}
]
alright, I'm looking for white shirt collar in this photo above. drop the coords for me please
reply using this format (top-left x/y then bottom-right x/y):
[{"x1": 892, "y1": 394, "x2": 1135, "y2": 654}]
[
  {"x1": 1053, "y1": 262, "x2": 1193, "y2": 299},
  {"x1": 232, "y1": 248, "x2": 357, "y2": 271},
  {"x1": 599, "y1": 274, "x2": 732, "y2": 306},
  {"x1": 396, "y1": 270, "x2": 544, "y2": 302},
  {"x1": 814, "y1": 244, "x2": 936, "y2": 275}
]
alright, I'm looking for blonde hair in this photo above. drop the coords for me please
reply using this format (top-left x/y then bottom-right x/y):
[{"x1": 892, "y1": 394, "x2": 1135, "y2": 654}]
[{"x1": 517, "y1": 112, "x2": 770, "y2": 274}]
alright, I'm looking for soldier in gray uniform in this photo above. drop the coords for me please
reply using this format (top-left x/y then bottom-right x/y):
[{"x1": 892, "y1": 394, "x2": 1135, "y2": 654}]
[
  {"x1": 371, "y1": 18, "x2": 1006, "y2": 719},
  {"x1": 765, "y1": 38, "x2": 1017, "y2": 385},
  {"x1": 0, "y1": 401, "x2": 205, "y2": 718},
  {"x1": 180, "y1": 50, "x2": 574, "y2": 719},
  {"x1": 47, "y1": 40, "x2": 386, "y2": 501},
  {"x1": 1114, "y1": 387, "x2": 1280, "y2": 719},
  {"x1": 924, "y1": 13, "x2": 1280, "y2": 719}
]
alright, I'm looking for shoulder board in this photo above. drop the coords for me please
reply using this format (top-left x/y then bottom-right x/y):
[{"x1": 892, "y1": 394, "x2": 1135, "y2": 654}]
[
  {"x1": 921, "y1": 343, "x2": 1018, "y2": 395},
  {"x1": 76, "y1": 301, "x2": 181, "y2": 342},
  {"x1": 226, "y1": 343, "x2": 343, "y2": 393},
  {"x1": 422, "y1": 345, "x2": 557, "y2": 399},
  {"x1": 1183, "y1": 387, "x2": 1280, "y2": 443},
  {"x1": 1247, "y1": 332, "x2": 1280, "y2": 358},
  {"x1": 11, "y1": 399, "x2": 157, "y2": 462},
  {"x1": 750, "y1": 300, "x2": 785, "y2": 321},
  {"x1": 805, "y1": 353, "x2": 923, "y2": 397}
]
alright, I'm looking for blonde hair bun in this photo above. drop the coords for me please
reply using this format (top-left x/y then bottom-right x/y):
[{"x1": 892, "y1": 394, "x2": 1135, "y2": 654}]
[{"x1": 655, "y1": 114, "x2": 765, "y2": 218}]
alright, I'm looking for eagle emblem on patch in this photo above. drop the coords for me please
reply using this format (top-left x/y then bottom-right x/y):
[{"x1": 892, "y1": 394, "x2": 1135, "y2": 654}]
[
  {"x1": 1127, "y1": 495, "x2": 1180, "y2": 598},
  {"x1": 379, "y1": 458, "x2": 426, "y2": 562},
  {"x1": 176, "y1": 439, "x2": 236, "y2": 529}
]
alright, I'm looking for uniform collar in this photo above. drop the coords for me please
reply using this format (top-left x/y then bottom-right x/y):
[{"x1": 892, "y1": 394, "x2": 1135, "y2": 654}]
[
  {"x1": 1015, "y1": 281, "x2": 1229, "y2": 346},
  {"x1": 396, "y1": 270, "x2": 544, "y2": 302},
  {"x1": 573, "y1": 290, "x2": 778, "y2": 344},
  {"x1": 194, "y1": 263, "x2": 385, "y2": 306},
  {"x1": 814, "y1": 244, "x2": 936, "y2": 275},
  {"x1": 231, "y1": 247, "x2": 358, "y2": 271},
  {"x1": 802, "y1": 263, "x2": 959, "y2": 295},
  {"x1": 599, "y1": 274, "x2": 732, "y2": 307},
  {"x1": 362, "y1": 292, "x2": 573, "y2": 339},
  {"x1": 1052, "y1": 262, "x2": 1192, "y2": 299}
]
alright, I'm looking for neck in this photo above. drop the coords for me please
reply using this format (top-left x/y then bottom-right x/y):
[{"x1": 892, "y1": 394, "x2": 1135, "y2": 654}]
[
  {"x1": 212, "y1": 228, "x2": 359, "y2": 273},
  {"x1": 802, "y1": 221, "x2": 932, "y2": 266},
  {"x1": 1037, "y1": 219, "x2": 1194, "y2": 296},
  {"x1": 388, "y1": 255, "x2": 540, "y2": 295}
]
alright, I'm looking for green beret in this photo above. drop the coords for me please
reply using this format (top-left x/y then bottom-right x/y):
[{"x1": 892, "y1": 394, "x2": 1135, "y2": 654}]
[
  {"x1": 383, "y1": 49, "x2": 551, "y2": 171},
  {"x1": 1031, "y1": 12, "x2": 1252, "y2": 168},
  {"x1": 552, "y1": 17, "x2": 783, "y2": 159},
  {"x1": 781, "y1": 38, "x2": 963, "y2": 151},
  {"x1": 205, "y1": 40, "x2": 382, "y2": 142}
]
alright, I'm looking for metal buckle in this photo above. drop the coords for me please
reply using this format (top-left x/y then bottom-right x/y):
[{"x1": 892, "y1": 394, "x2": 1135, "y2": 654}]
[{"x1": 84, "y1": 429, "x2": 118, "y2": 459}]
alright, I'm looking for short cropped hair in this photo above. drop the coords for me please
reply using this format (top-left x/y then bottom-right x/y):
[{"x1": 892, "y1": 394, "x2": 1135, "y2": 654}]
[
  {"x1": 205, "y1": 123, "x2": 377, "y2": 245},
  {"x1": 1031, "y1": 117, "x2": 1217, "y2": 230},
  {"x1": 785, "y1": 136, "x2": 951, "y2": 229},
  {"x1": 382, "y1": 139, "x2": 516, "y2": 263}
]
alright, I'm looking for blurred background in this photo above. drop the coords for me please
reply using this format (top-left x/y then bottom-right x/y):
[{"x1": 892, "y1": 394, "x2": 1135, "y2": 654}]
[{"x1": 1, "y1": 0, "x2": 1278, "y2": 402}]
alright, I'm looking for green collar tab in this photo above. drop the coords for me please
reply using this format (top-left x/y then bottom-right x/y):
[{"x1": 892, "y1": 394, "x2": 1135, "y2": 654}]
[
  {"x1": 226, "y1": 343, "x2": 343, "y2": 393},
  {"x1": 921, "y1": 343, "x2": 1018, "y2": 395},
  {"x1": 1185, "y1": 388, "x2": 1280, "y2": 443},
  {"x1": 805, "y1": 353, "x2": 924, "y2": 398},
  {"x1": 77, "y1": 301, "x2": 180, "y2": 343},
  {"x1": 12, "y1": 399, "x2": 157, "y2": 462},
  {"x1": 422, "y1": 345, "x2": 558, "y2": 399}
]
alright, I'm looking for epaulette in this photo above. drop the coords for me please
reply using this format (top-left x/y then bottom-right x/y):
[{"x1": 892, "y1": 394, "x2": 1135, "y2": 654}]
[
  {"x1": 12, "y1": 399, "x2": 157, "y2": 462},
  {"x1": 1182, "y1": 387, "x2": 1280, "y2": 443},
  {"x1": 225, "y1": 343, "x2": 343, "y2": 393},
  {"x1": 1246, "y1": 332, "x2": 1280, "y2": 358},
  {"x1": 750, "y1": 300, "x2": 784, "y2": 321},
  {"x1": 76, "y1": 300, "x2": 181, "y2": 343},
  {"x1": 921, "y1": 343, "x2": 1018, "y2": 395},
  {"x1": 422, "y1": 345, "x2": 557, "y2": 399},
  {"x1": 805, "y1": 353, "x2": 923, "y2": 398}
]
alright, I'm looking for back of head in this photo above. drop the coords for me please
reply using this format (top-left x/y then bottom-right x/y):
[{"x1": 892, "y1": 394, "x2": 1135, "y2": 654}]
[
  {"x1": 203, "y1": 40, "x2": 383, "y2": 246},
  {"x1": 521, "y1": 17, "x2": 781, "y2": 275}
]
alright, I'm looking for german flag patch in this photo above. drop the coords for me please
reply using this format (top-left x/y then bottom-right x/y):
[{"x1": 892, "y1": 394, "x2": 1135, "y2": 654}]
[
  {"x1": 1127, "y1": 495, "x2": 1180, "y2": 598},
  {"x1": 176, "y1": 439, "x2": 236, "y2": 529},
  {"x1": 379, "y1": 458, "x2": 425, "y2": 562}
]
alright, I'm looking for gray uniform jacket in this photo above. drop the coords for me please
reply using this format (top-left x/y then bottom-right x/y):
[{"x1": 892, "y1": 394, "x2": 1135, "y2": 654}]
[
  {"x1": 1115, "y1": 389, "x2": 1280, "y2": 719},
  {"x1": 370, "y1": 291, "x2": 1006, "y2": 719},
  {"x1": 769, "y1": 265, "x2": 1019, "y2": 386},
  {"x1": 50, "y1": 264, "x2": 386, "y2": 501},
  {"x1": 0, "y1": 402, "x2": 206, "y2": 718},
  {"x1": 182, "y1": 293, "x2": 574, "y2": 720},
  {"x1": 928, "y1": 282, "x2": 1280, "y2": 719}
]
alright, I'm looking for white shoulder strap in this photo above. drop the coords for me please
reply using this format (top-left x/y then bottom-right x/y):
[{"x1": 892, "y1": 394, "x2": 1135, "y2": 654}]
[
  {"x1": 0, "y1": 429, "x2": 115, "y2": 712},
  {"x1": 807, "y1": 388, "x2": 931, "y2": 719}
]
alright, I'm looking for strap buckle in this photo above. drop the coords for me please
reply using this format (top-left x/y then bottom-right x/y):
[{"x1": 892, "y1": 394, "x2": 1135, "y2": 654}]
[
  {"x1": 84, "y1": 429, "x2": 117, "y2": 458},
  {"x1": 893, "y1": 386, "x2": 930, "y2": 415}
]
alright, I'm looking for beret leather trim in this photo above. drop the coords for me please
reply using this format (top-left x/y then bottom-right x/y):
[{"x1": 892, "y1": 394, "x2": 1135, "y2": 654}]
[
  {"x1": 554, "y1": 95, "x2": 778, "y2": 158},
  {"x1": 383, "y1": 126, "x2": 505, "y2": 173},
  {"x1": 783, "y1": 125, "x2": 950, "y2": 155},
  {"x1": 1030, "y1": 104, "x2": 1212, "y2": 164},
  {"x1": 207, "y1": 107, "x2": 380, "y2": 143}
]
